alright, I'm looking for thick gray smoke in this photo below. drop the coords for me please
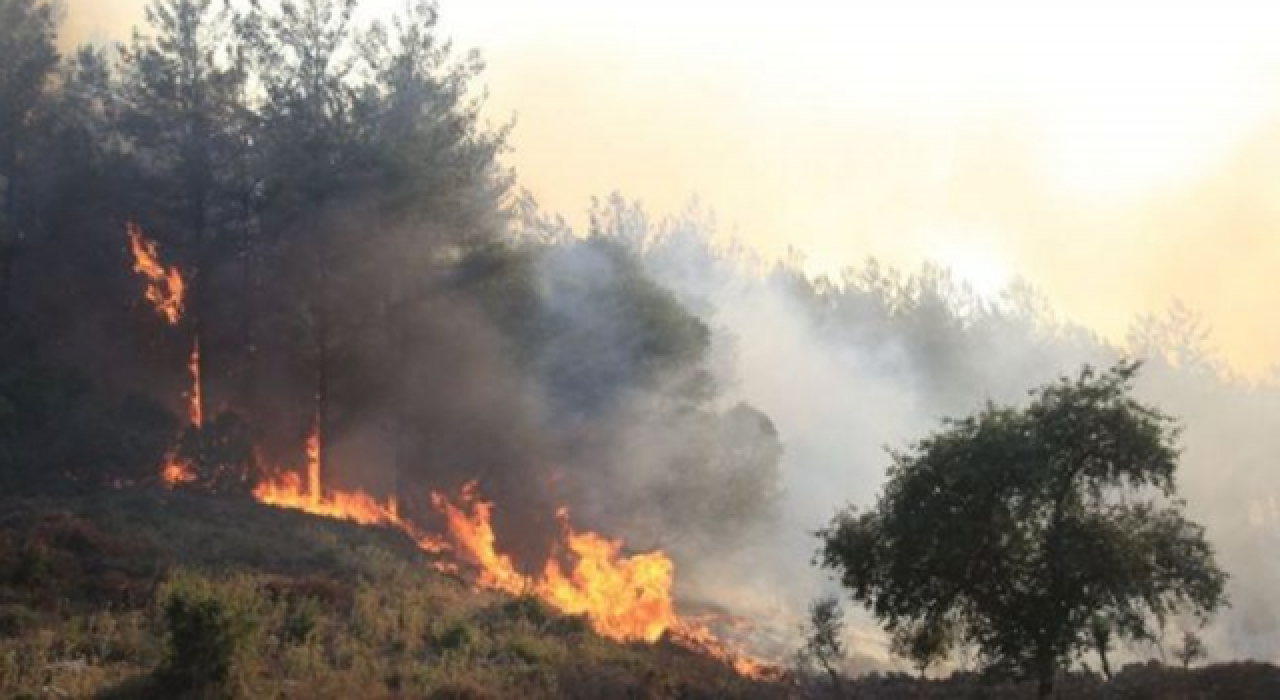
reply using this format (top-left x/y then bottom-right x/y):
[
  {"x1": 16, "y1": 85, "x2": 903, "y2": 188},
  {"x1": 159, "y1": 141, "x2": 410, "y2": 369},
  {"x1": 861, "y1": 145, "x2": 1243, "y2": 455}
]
[{"x1": 574, "y1": 196, "x2": 1280, "y2": 670}]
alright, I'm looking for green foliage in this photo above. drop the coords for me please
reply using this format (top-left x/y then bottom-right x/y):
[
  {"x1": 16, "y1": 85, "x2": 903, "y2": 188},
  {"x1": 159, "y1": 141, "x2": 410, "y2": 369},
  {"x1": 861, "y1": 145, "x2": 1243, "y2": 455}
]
[
  {"x1": 890, "y1": 616, "x2": 954, "y2": 677},
  {"x1": 536, "y1": 235, "x2": 714, "y2": 412},
  {"x1": 0, "y1": 0, "x2": 59, "y2": 175},
  {"x1": 434, "y1": 619, "x2": 480, "y2": 653},
  {"x1": 157, "y1": 576, "x2": 262, "y2": 698},
  {"x1": 797, "y1": 596, "x2": 845, "y2": 692},
  {"x1": 819, "y1": 362, "x2": 1229, "y2": 696},
  {"x1": 499, "y1": 594, "x2": 553, "y2": 629},
  {"x1": 1174, "y1": 629, "x2": 1208, "y2": 669},
  {"x1": 0, "y1": 603, "x2": 37, "y2": 638},
  {"x1": 0, "y1": 330, "x2": 177, "y2": 491},
  {"x1": 8, "y1": 542, "x2": 50, "y2": 587},
  {"x1": 280, "y1": 597, "x2": 319, "y2": 646},
  {"x1": 1088, "y1": 614, "x2": 1115, "y2": 679}
]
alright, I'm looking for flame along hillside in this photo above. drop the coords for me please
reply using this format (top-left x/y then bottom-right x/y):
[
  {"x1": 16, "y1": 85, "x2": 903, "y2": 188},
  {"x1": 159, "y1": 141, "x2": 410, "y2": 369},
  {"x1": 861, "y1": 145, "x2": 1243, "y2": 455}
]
[{"x1": 125, "y1": 223, "x2": 767, "y2": 677}]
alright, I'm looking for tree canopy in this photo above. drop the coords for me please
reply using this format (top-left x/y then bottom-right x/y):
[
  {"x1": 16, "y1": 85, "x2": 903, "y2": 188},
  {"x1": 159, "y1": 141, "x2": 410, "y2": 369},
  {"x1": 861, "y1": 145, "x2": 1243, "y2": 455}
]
[
  {"x1": 0, "y1": 0, "x2": 781, "y2": 560},
  {"x1": 819, "y1": 361, "x2": 1227, "y2": 696}
]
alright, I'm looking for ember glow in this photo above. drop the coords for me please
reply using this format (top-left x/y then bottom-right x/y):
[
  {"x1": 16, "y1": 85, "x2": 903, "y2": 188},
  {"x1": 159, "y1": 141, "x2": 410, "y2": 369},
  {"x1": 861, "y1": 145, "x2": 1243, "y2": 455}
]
[
  {"x1": 161, "y1": 456, "x2": 197, "y2": 486},
  {"x1": 126, "y1": 221, "x2": 185, "y2": 325},
  {"x1": 187, "y1": 339, "x2": 203, "y2": 428}
]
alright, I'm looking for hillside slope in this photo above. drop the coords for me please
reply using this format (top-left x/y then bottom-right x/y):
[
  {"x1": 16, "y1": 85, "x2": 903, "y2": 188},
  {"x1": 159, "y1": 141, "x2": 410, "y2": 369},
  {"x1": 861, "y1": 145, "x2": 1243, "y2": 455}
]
[
  {"x1": 0, "y1": 489, "x2": 783, "y2": 699},
  {"x1": 3, "y1": 490, "x2": 1278, "y2": 699}
]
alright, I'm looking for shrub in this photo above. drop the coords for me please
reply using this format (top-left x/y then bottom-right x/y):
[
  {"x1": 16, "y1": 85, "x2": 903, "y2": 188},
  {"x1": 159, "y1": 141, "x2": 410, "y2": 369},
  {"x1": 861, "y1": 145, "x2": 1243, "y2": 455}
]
[
  {"x1": 0, "y1": 603, "x2": 39, "y2": 638},
  {"x1": 10, "y1": 542, "x2": 51, "y2": 587},
  {"x1": 281, "y1": 598, "x2": 319, "y2": 647},
  {"x1": 435, "y1": 620, "x2": 480, "y2": 653},
  {"x1": 500, "y1": 595, "x2": 552, "y2": 628},
  {"x1": 156, "y1": 578, "x2": 260, "y2": 698},
  {"x1": 505, "y1": 632, "x2": 566, "y2": 666}
]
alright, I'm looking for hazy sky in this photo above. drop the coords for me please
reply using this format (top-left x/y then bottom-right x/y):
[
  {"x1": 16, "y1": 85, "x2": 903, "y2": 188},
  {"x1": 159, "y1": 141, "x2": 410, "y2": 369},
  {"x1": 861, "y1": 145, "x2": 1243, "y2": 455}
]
[{"x1": 64, "y1": 0, "x2": 1280, "y2": 376}]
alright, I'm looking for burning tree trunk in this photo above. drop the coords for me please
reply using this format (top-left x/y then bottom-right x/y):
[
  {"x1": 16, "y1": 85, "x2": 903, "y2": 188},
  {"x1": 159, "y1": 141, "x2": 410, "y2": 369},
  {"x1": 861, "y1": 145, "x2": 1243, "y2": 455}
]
[
  {"x1": 313, "y1": 256, "x2": 331, "y2": 494},
  {"x1": 180, "y1": 93, "x2": 211, "y2": 440}
]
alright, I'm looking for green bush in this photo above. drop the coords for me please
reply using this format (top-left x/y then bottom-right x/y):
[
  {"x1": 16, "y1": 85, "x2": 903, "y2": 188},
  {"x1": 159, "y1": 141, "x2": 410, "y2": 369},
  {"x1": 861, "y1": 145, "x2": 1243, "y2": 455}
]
[
  {"x1": 281, "y1": 598, "x2": 319, "y2": 646},
  {"x1": 156, "y1": 578, "x2": 260, "y2": 698},
  {"x1": 433, "y1": 619, "x2": 481, "y2": 653},
  {"x1": 0, "y1": 603, "x2": 39, "y2": 638},
  {"x1": 10, "y1": 542, "x2": 51, "y2": 587},
  {"x1": 505, "y1": 632, "x2": 566, "y2": 666},
  {"x1": 500, "y1": 595, "x2": 552, "y2": 628}
]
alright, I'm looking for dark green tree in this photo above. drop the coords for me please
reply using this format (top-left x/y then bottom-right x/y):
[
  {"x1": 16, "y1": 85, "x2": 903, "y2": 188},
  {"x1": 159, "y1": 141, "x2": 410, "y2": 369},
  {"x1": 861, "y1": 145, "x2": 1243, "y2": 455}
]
[
  {"x1": 232, "y1": 0, "x2": 364, "y2": 475},
  {"x1": 819, "y1": 362, "x2": 1228, "y2": 697},
  {"x1": 120, "y1": 0, "x2": 253, "y2": 444},
  {"x1": 891, "y1": 615, "x2": 955, "y2": 678},
  {"x1": 0, "y1": 0, "x2": 59, "y2": 315},
  {"x1": 1088, "y1": 614, "x2": 1115, "y2": 680},
  {"x1": 1173, "y1": 628, "x2": 1207, "y2": 669},
  {"x1": 797, "y1": 595, "x2": 846, "y2": 695}
]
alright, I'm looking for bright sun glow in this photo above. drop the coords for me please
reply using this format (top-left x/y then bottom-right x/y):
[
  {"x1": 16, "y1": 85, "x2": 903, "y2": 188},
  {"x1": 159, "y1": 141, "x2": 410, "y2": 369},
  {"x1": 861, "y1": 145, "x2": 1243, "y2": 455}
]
[{"x1": 927, "y1": 237, "x2": 1015, "y2": 301}]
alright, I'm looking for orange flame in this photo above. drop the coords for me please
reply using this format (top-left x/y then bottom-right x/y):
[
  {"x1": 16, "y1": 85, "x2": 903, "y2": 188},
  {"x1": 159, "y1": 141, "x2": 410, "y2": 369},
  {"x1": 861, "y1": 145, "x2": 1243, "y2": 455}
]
[
  {"x1": 539, "y1": 507, "x2": 677, "y2": 643},
  {"x1": 126, "y1": 221, "x2": 185, "y2": 325},
  {"x1": 430, "y1": 482, "x2": 772, "y2": 674},
  {"x1": 126, "y1": 221, "x2": 202, "y2": 487},
  {"x1": 161, "y1": 454, "x2": 197, "y2": 486},
  {"x1": 187, "y1": 338, "x2": 203, "y2": 428},
  {"x1": 249, "y1": 433, "x2": 765, "y2": 673},
  {"x1": 429, "y1": 482, "x2": 530, "y2": 593},
  {"x1": 252, "y1": 424, "x2": 447, "y2": 553},
  {"x1": 432, "y1": 485, "x2": 675, "y2": 642}
]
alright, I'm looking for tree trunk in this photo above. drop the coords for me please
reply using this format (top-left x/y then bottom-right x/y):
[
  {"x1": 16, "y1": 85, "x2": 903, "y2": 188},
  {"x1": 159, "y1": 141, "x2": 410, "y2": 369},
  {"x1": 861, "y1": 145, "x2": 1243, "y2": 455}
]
[
  {"x1": 1037, "y1": 654, "x2": 1055, "y2": 698},
  {"x1": 315, "y1": 262, "x2": 330, "y2": 489},
  {"x1": 1, "y1": 171, "x2": 16, "y2": 320},
  {"x1": 183, "y1": 97, "x2": 212, "y2": 437},
  {"x1": 0, "y1": 243, "x2": 11, "y2": 322},
  {"x1": 390, "y1": 294, "x2": 408, "y2": 499},
  {"x1": 1097, "y1": 644, "x2": 1113, "y2": 681},
  {"x1": 820, "y1": 661, "x2": 845, "y2": 697},
  {"x1": 238, "y1": 191, "x2": 257, "y2": 415}
]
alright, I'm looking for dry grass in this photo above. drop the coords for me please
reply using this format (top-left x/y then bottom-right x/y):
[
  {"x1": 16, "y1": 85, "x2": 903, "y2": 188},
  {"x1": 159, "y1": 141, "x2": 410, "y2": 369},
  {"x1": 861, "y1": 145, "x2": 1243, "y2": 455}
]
[{"x1": 0, "y1": 490, "x2": 782, "y2": 699}]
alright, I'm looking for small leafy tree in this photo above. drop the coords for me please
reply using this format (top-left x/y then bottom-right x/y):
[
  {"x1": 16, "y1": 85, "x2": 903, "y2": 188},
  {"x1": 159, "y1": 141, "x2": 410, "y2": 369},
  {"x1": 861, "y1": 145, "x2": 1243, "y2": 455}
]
[
  {"x1": 1089, "y1": 615, "x2": 1114, "y2": 680},
  {"x1": 819, "y1": 362, "x2": 1228, "y2": 697},
  {"x1": 1173, "y1": 629, "x2": 1207, "y2": 669},
  {"x1": 891, "y1": 615, "x2": 954, "y2": 678},
  {"x1": 797, "y1": 595, "x2": 846, "y2": 694}
]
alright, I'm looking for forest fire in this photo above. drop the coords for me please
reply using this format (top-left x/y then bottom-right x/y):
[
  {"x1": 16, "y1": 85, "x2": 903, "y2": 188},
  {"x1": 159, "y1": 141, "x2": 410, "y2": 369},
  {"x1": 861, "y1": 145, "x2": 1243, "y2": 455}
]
[
  {"x1": 429, "y1": 482, "x2": 771, "y2": 677},
  {"x1": 126, "y1": 221, "x2": 185, "y2": 325},
  {"x1": 252, "y1": 424, "x2": 448, "y2": 554},
  {"x1": 128, "y1": 221, "x2": 201, "y2": 487},
  {"x1": 123, "y1": 225, "x2": 766, "y2": 676},
  {"x1": 431, "y1": 483, "x2": 677, "y2": 643},
  {"x1": 254, "y1": 460, "x2": 768, "y2": 674}
]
